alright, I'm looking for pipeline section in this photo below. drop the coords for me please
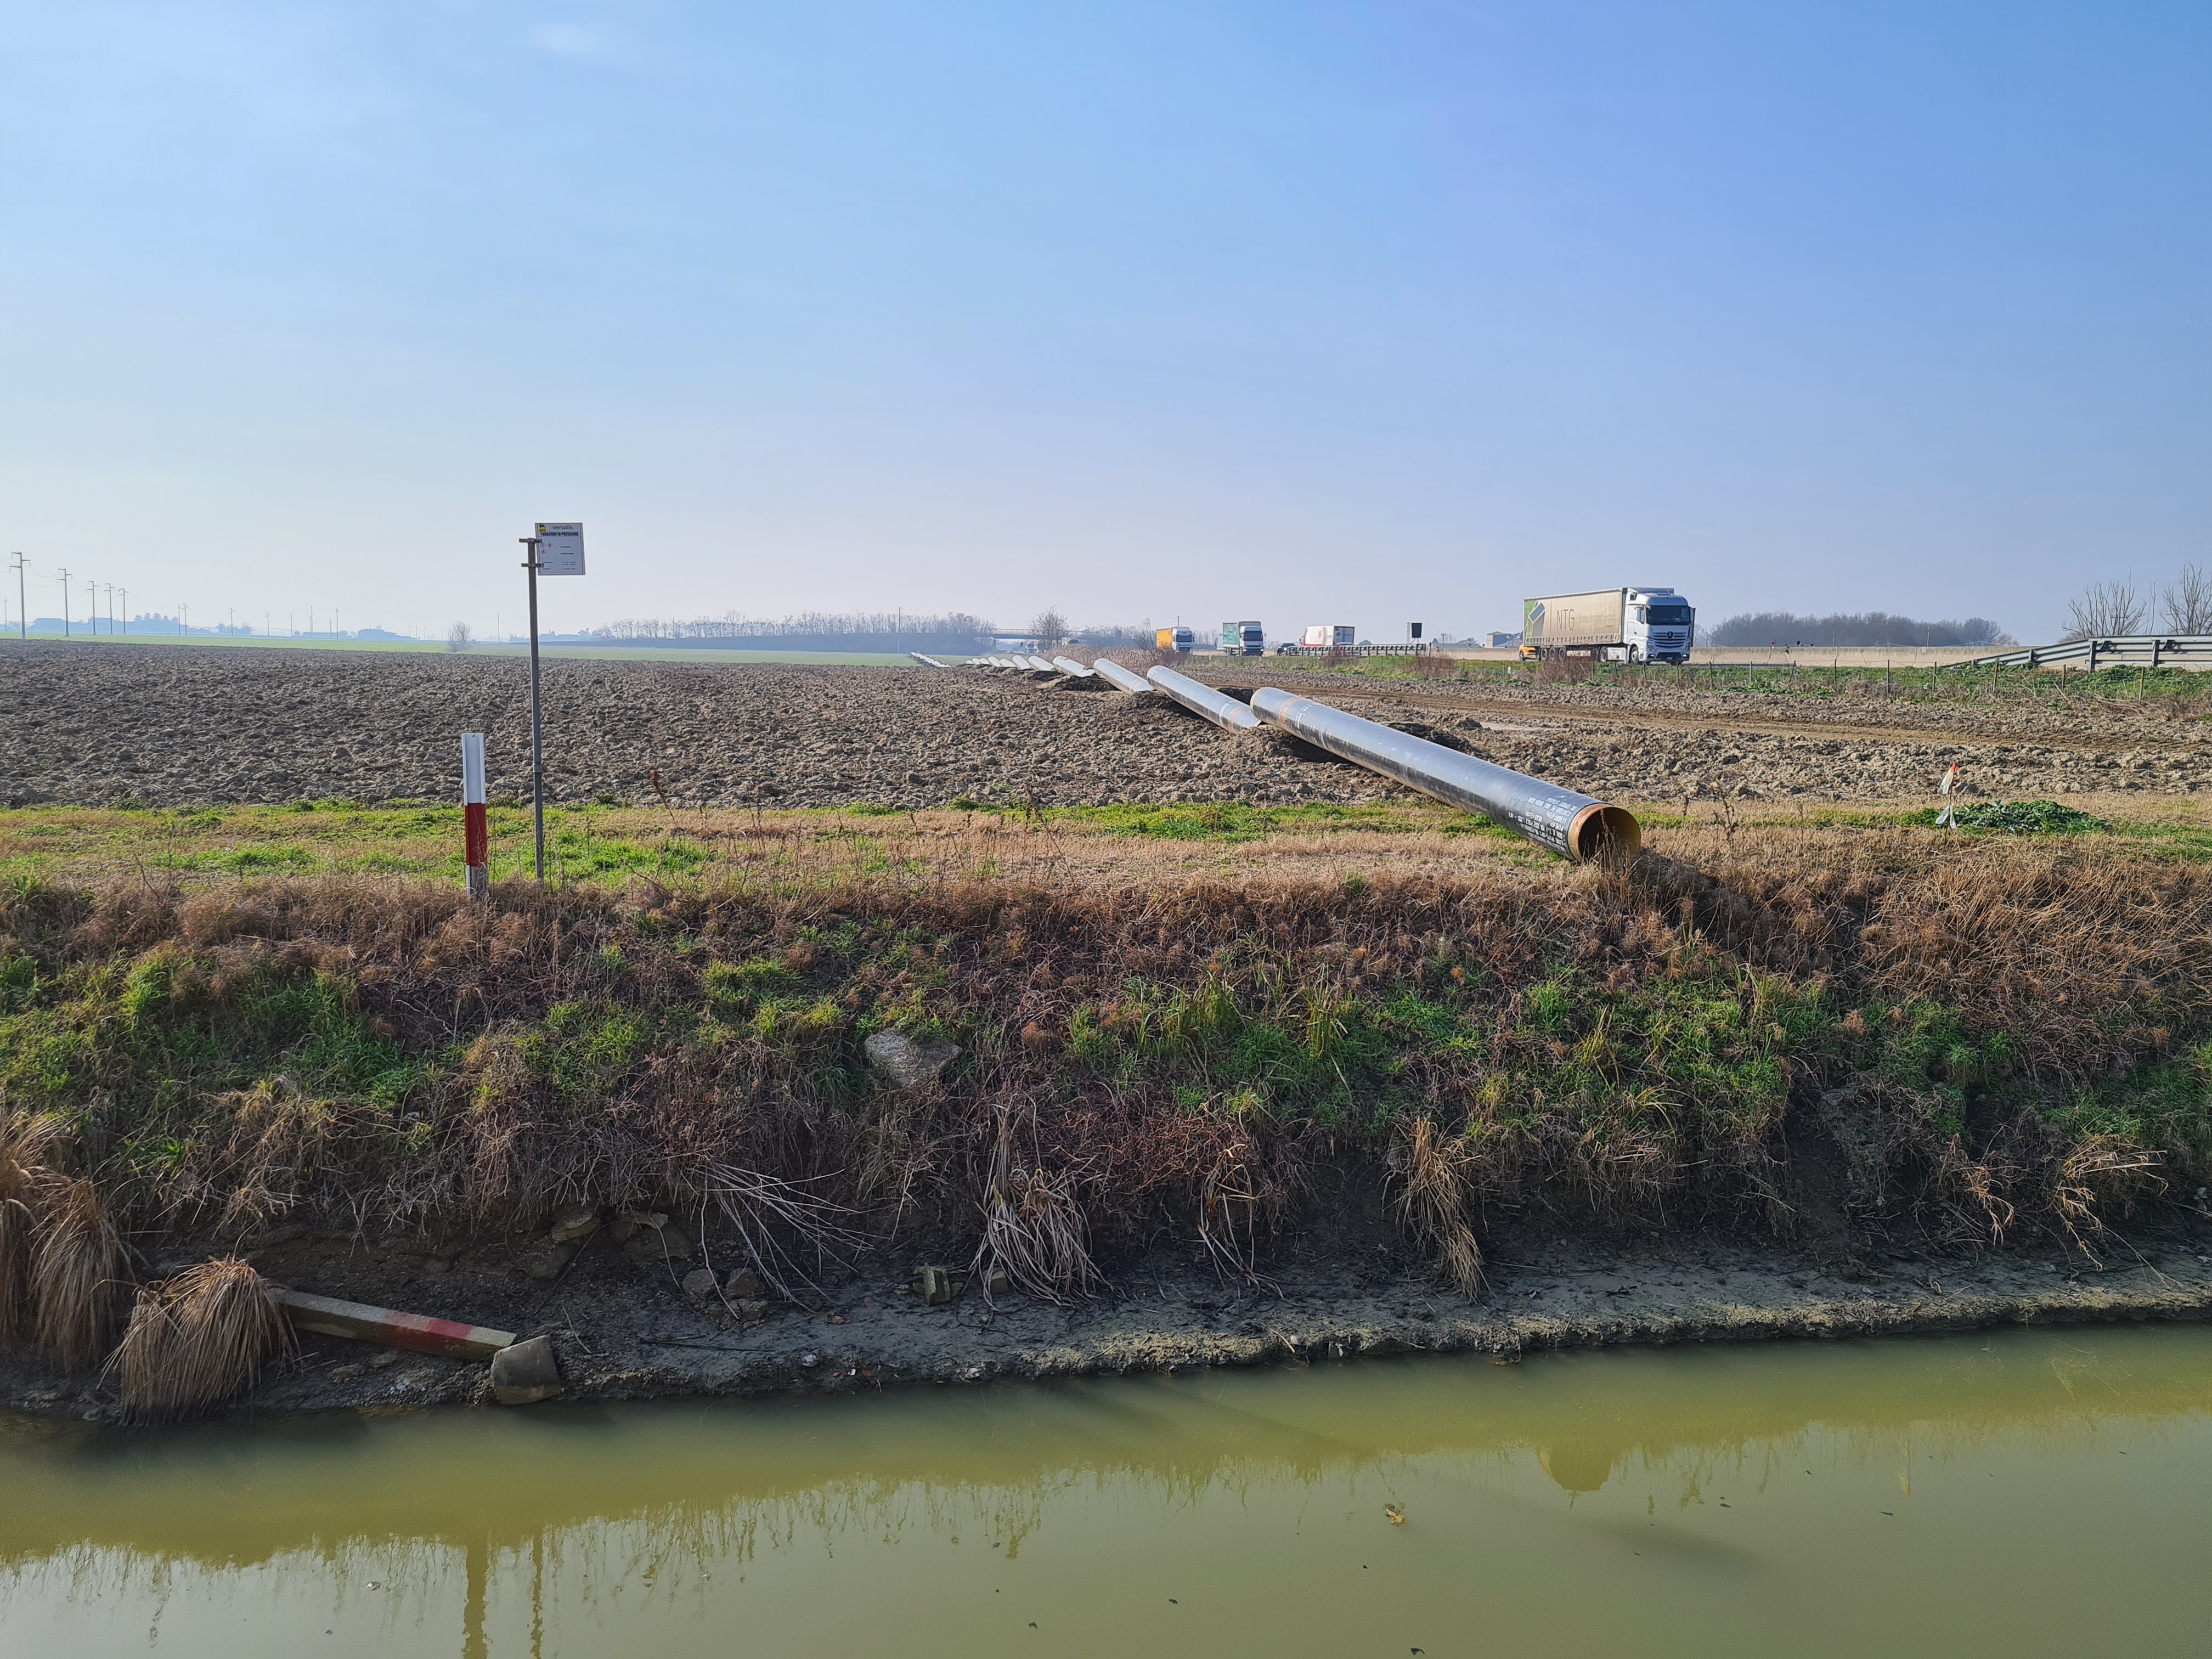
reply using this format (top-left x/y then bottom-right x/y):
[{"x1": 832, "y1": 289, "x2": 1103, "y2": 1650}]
[
  {"x1": 1050, "y1": 655, "x2": 1099, "y2": 679},
  {"x1": 1147, "y1": 664, "x2": 1261, "y2": 732},
  {"x1": 1090, "y1": 657, "x2": 1153, "y2": 694},
  {"x1": 1249, "y1": 687, "x2": 1639, "y2": 864}
]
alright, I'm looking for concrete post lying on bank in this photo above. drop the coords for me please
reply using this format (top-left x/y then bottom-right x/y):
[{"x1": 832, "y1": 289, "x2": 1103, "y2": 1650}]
[
  {"x1": 1146, "y1": 664, "x2": 1262, "y2": 732},
  {"x1": 1248, "y1": 687, "x2": 1640, "y2": 864},
  {"x1": 271, "y1": 1287, "x2": 516, "y2": 1359},
  {"x1": 461, "y1": 732, "x2": 489, "y2": 897}
]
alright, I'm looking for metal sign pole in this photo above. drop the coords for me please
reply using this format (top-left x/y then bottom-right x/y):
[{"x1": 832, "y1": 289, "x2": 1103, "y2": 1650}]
[{"x1": 519, "y1": 536, "x2": 546, "y2": 882}]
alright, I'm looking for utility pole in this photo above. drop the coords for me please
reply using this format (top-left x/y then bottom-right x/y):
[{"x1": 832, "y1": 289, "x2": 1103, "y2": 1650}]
[
  {"x1": 86, "y1": 578, "x2": 96, "y2": 635},
  {"x1": 520, "y1": 536, "x2": 547, "y2": 880},
  {"x1": 10, "y1": 553, "x2": 24, "y2": 641},
  {"x1": 118, "y1": 586, "x2": 127, "y2": 635},
  {"x1": 515, "y1": 522, "x2": 585, "y2": 884},
  {"x1": 57, "y1": 567, "x2": 70, "y2": 636}
]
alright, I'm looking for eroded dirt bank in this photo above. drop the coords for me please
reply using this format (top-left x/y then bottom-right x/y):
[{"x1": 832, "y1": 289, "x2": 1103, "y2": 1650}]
[{"x1": 6, "y1": 1227, "x2": 2209, "y2": 1420}]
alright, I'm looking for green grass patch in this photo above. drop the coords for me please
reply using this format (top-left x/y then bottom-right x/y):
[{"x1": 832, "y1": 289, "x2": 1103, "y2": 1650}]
[{"x1": 1908, "y1": 800, "x2": 2111, "y2": 835}]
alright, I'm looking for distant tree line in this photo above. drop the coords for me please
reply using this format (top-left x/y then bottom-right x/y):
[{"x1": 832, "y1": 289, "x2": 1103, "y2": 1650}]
[
  {"x1": 1706, "y1": 611, "x2": 2012, "y2": 648},
  {"x1": 574, "y1": 610, "x2": 996, "y2": 653}
]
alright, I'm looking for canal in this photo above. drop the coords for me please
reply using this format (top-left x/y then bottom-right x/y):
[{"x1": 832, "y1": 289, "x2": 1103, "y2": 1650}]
[{"x1": 4, "y1": 1325, "x2": 2207, "y2": 1656}]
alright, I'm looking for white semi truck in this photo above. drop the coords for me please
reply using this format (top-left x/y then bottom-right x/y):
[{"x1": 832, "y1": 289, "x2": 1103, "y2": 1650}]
[{"x1": 1520, "y1": 586, "x2": 1696, "y2": 665}]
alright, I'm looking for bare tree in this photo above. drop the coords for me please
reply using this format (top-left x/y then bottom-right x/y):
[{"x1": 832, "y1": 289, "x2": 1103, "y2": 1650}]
[
  {"x1": 2159, "y1": 563, "x2": 2211, "y2": 635},
  {"x1": 2059, "y1": 580, "x2": 2145, "y2": 641},
  {"x1": 1028, "y1": 607, "x2": 1068, "y2": 648},
  {"x1": 446, "y1": 621, "x2": 473, "y2": 652}
]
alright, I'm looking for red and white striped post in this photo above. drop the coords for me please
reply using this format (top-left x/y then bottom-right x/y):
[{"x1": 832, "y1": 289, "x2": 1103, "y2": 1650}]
[{"x1": 462, "y1": 732, "x2": 489, "y2": 896}]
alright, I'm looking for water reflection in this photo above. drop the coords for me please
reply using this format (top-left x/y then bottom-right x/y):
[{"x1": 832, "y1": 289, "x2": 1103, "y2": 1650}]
[{"x1": 5, "y1": 1328, "x2": 2209, "y2": 1659}]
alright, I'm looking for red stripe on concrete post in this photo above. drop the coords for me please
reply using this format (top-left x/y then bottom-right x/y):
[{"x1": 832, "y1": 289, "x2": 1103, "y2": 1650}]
[
  {"x1": 462, "y1": 732, "x2": 489, "y2": 897},
  {"x1": 271, "y1": 1287, "x2": 516, "y2": 1359}
]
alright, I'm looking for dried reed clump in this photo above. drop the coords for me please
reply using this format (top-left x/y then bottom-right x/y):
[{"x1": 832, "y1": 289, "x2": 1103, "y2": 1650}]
[
  {"x1": 109, "y1": 1257, "x2": 293, "y2": 1422},
  {"x1": 973, "y1": 1110, "x2": 1099, "y2": 1304},
  {"x1": 704, "y1": 1161, "x2": 867, "y2": 1307},
  {"x1": 0, "y1": 1113, "x2": 63, "y2": 1346},
  {"x1": 33, "y1": 1177, "x2": 130, "y2": 1371},
  {"x1": 1390, "y1": 1116, "x2": 1483, "y2": 1295}
]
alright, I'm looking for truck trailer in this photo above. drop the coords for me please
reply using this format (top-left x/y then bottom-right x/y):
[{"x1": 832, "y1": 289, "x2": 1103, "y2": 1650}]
[
  {"x1": 1300, "y1": 624, "x2": 1356, "y2": 648},
  {"x1": 1520, "y1": 587, "x2": 1695, "y2": 664},
  {"x1": 1220, "y1": 620, "x2": 1265, "y2": 656},
  {"x1": 1155, "y1": 626, "x2": 1195, "y2": 653}
]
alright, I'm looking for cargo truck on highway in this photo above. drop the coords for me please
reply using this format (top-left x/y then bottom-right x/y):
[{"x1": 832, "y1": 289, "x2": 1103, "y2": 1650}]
[
  {"x1": 1220, "y1": 620, "x2": 1265, "y2": 656},
  {"x1": 1519, "y1": 587, "x2": 1695, "y2": 665},
  {"x1": 1300, "y1": 624, "x2": 1356, "y2": 648},
  {"x1": 1155, "y1": 626, "x2": 1195, "y2": 652}
]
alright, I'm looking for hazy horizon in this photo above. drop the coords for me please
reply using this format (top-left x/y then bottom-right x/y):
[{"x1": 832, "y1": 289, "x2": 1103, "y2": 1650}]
[{"x1": 4, "y1": 2, "x2": 2206, "y2": 646}]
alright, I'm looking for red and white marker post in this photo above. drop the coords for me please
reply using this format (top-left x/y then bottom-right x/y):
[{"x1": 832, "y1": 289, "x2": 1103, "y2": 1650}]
[{"x1": 462, "y1": 731, "x2": 489, "y2": 896}]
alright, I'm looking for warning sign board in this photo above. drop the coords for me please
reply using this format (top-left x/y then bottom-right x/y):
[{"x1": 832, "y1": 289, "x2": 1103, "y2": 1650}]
[{"x1": 534, "y1": 523, "x2": 585, "y2": 575}]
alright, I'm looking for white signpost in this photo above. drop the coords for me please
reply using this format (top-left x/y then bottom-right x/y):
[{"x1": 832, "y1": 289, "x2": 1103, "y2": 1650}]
[{"x1": 519, "y1": 522, "x2": 586, "y2": 881}]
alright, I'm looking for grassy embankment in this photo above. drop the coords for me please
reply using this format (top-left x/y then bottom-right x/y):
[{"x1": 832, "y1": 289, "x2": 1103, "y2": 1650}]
[{"x1": 3, "y1": 798, "x2": 2210, "y2": 1344}]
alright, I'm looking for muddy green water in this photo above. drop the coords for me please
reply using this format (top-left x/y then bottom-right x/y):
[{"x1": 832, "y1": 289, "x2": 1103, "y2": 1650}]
[{"x1": 4, "y1": 1327, "x2": 2209, "y2": 1657}]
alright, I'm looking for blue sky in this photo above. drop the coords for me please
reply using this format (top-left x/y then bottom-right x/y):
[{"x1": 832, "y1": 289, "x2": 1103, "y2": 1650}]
[{"x1": 4, "y1": 2, "x2": 2207, "y2": 642}]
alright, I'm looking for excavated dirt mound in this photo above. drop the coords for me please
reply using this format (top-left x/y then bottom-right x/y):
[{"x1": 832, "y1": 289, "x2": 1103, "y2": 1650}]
[{"x1": 7, "y1": 642, "x2": 2209, "y2": 811}]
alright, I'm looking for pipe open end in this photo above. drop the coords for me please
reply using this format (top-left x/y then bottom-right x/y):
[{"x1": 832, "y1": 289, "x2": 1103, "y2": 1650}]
[{"x1": 1570, "y1": 803, "x2": 1641, "y2": 866}]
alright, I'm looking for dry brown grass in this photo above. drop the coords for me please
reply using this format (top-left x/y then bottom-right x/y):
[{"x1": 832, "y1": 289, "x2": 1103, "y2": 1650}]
[
  {"x1": 108, "y1": 1257, "x2": 292, "y2": 1421},
  {"x1": 0, "y1": 1112, "x2": 63, "y2": 1345},
  {"x1": 32, "y1": 1177, "x2": 129, "y2": 1370},
  {"x1": 3, "y1": 811, "x2": 2208, "y2": 1283},
  {"x1": 972, "y1": 1107, "x2": 1101, "y2": 1304},
  {"x1": 1390, "y1": 1116, "x2": 1483, "y2": 1294}
]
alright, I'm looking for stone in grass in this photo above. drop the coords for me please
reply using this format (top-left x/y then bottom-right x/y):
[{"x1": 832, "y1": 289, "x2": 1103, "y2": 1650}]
[
  {"x1": 515, "y1": 1242, "x2": 577, "y2": 1282},
  {"x1": 546, "y1": 1204, "x2": 602, "y2": 1245},
  {"x1": 864, "y1": 1030, "x2": 960, "y2": 1092},
  {"x1": 608, "y1": 1209, "x2": 669, "y2": 1245},
  {"x1": 682, "y1": 1268, "x2": 719, "y2": 1303},
  {"x1": 915, "y1": 1265, "x2": 955, "y2": 1306},
  {"x1": 725, "y1": 1267, "x2": 763, "y2": 1300},
  {"x1": 490, "y1": 1335, "x2": 563, "y2": 1406}
]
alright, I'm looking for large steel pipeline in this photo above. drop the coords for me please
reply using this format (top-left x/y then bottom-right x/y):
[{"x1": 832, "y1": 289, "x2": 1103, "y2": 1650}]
[
  {"x1": 1147, "y1": 664, "x2": 1262, "y2": 732},
  {"x1": 1026, "y1": 655, "x2": 1057, "y2": 673},
  {"x1": 1090, "y1": 657, "x2": 1152, "y2": 694},
  {"x1": 1050, "y1": 655, "x2": 1098, "y2": 679},
  {"x1": 1249, "y1": 687, "x2": 1639, "y2": 864}
]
